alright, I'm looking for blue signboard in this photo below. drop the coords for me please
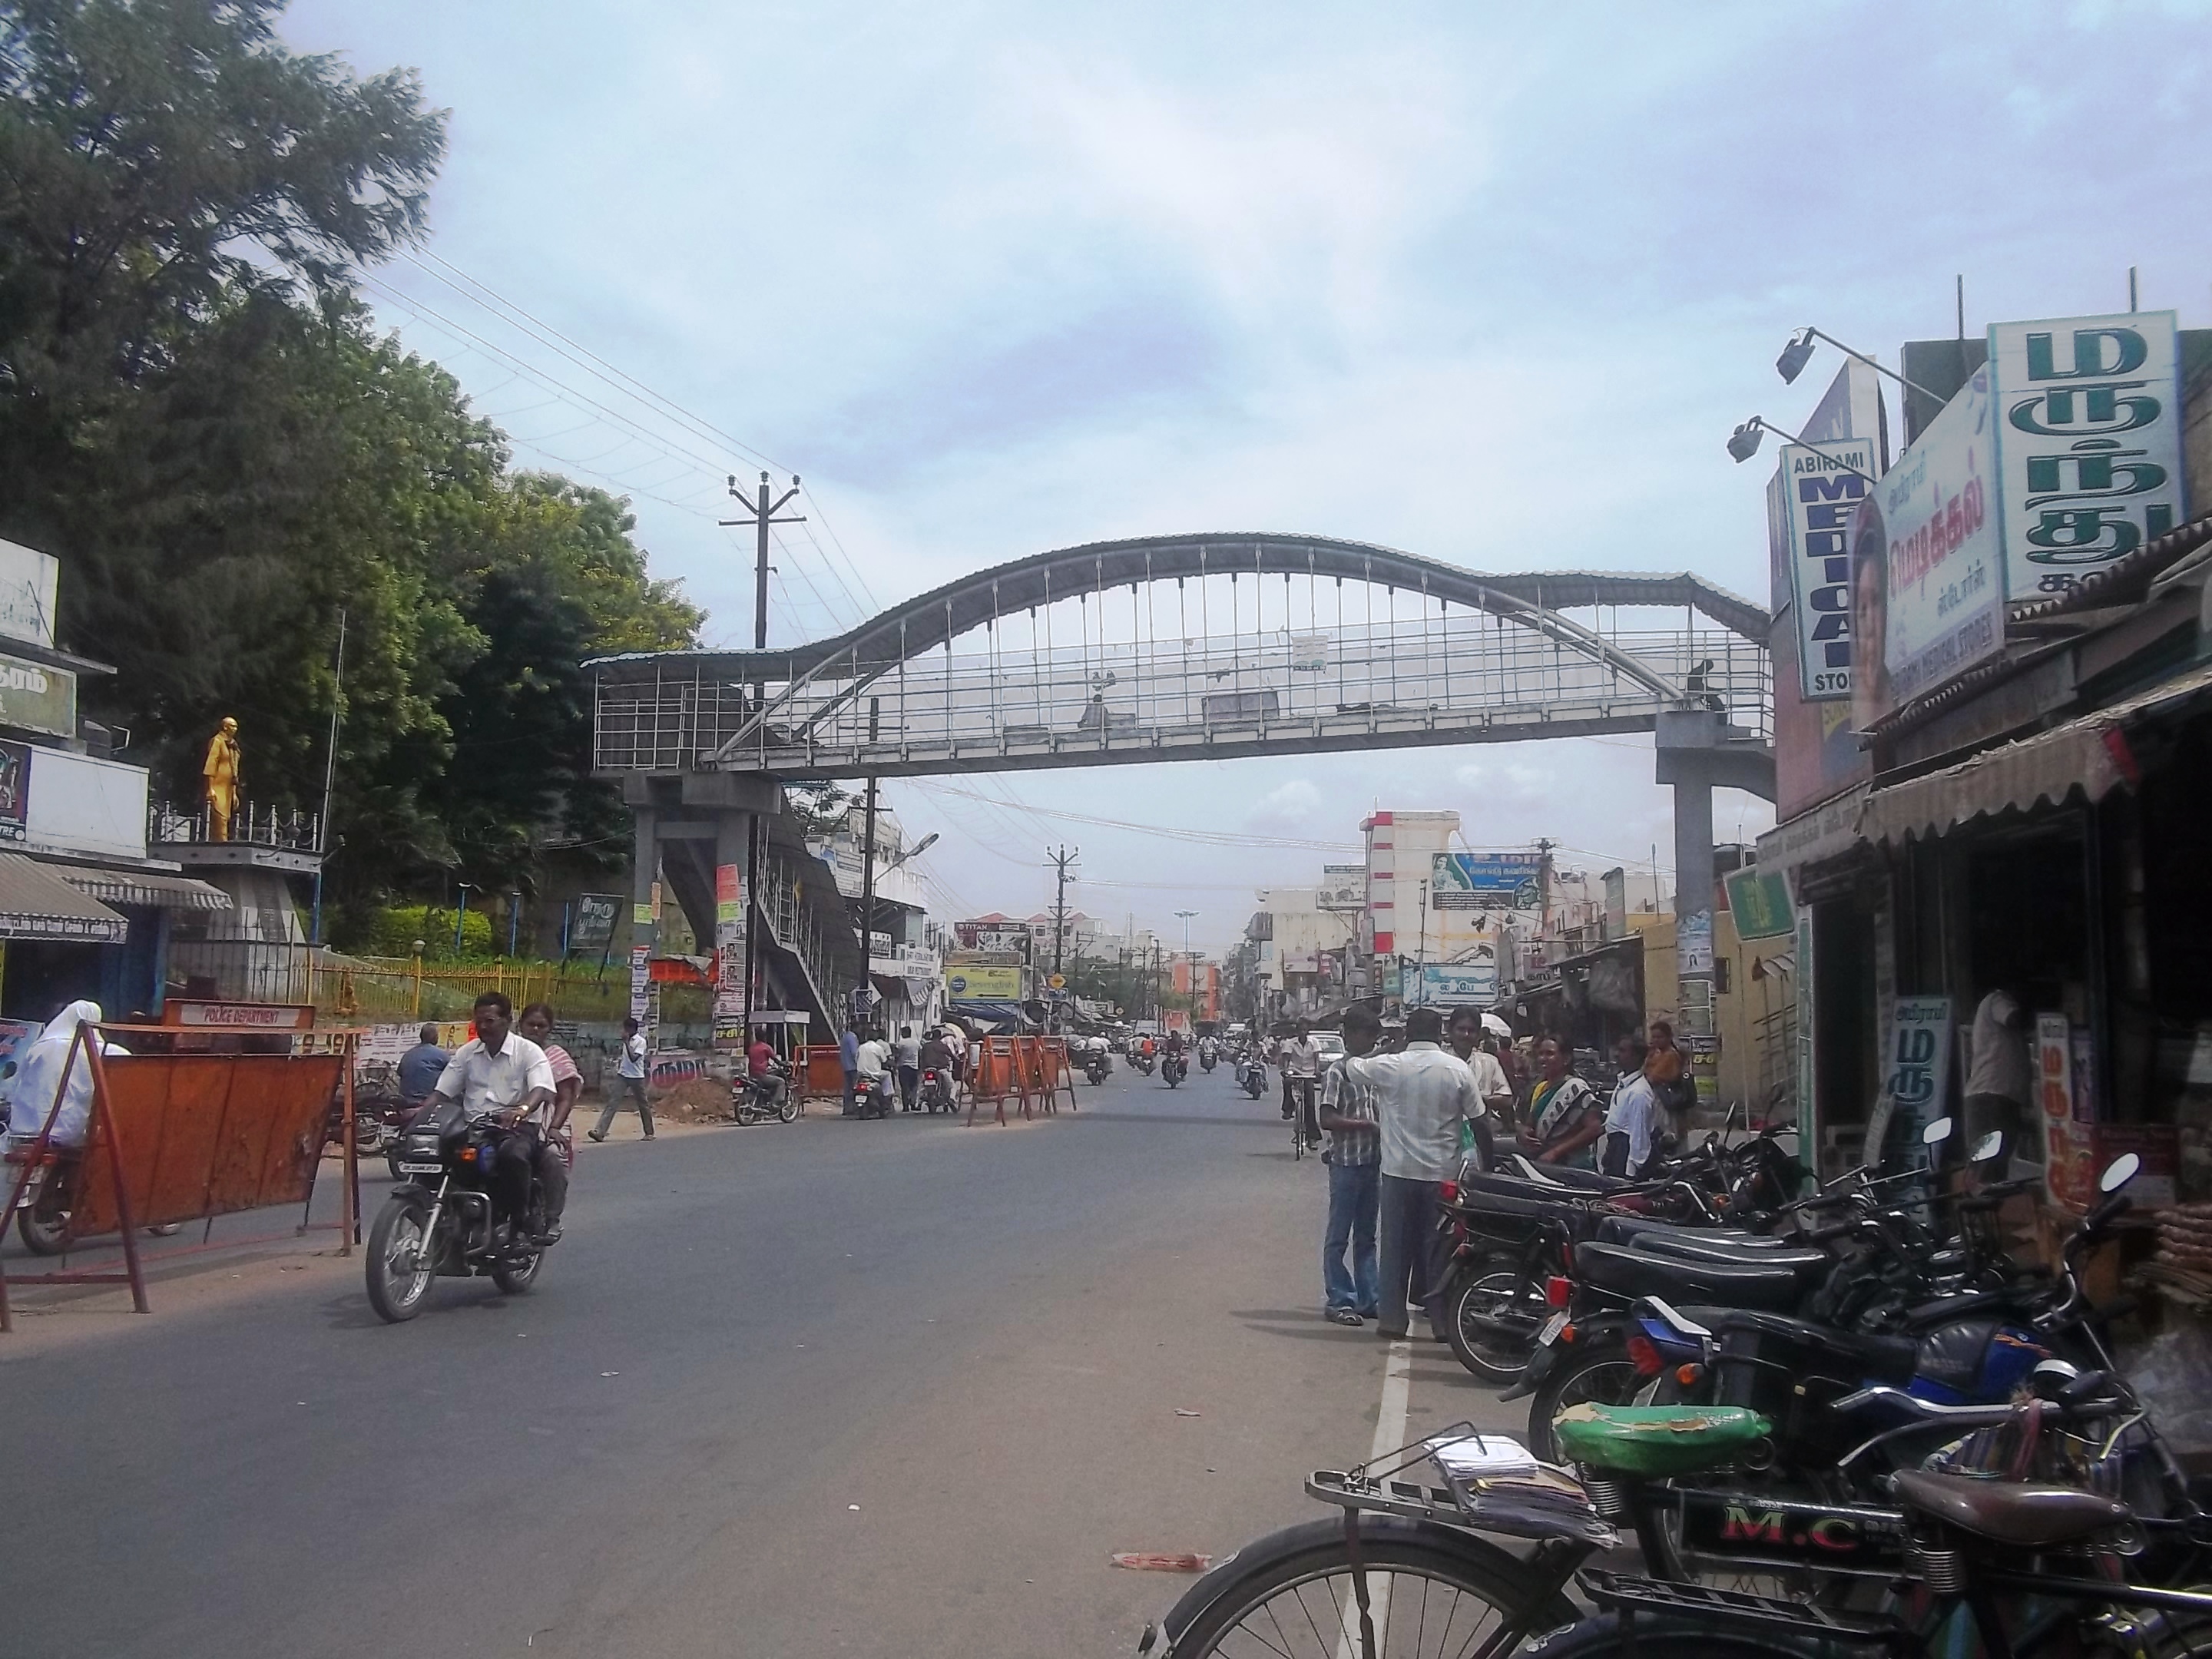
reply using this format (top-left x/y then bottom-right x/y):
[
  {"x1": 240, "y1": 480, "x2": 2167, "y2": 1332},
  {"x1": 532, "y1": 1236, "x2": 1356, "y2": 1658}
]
[{"x1": 1429, "y1": 852, "x2": 1544, "y2": 911}]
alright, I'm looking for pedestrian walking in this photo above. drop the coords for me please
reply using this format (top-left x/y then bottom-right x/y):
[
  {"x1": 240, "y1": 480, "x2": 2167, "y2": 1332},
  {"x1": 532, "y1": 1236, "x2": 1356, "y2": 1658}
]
[
  {"x1": 839, "y1": 1021, "x2": 862, "y2": 1114},
  {"x1": 1317, "y1": 1005, "x2": 1383, "y2": 1326},
  {"x1": 1345, "y1": 1005, "x2": 1480, "y2": 1343},
  {"x1": 588, "y1": 1015, "x2": 654, "y2": 1142}
]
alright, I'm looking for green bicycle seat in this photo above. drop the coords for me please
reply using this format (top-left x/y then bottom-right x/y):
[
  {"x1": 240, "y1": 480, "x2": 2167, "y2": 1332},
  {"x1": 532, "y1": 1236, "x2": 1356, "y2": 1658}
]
[{"x1": 1551, "y1": 1403, "x2": 1772, "y2": 1476}]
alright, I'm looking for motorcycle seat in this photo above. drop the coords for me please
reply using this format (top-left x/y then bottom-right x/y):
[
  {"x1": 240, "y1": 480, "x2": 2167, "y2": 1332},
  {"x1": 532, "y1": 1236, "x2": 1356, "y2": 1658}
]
[
  {"x1": 1510, "y1": 1157, "x2": 1631, "y2": 1194},
  {"x1": 1594, "y1": 1215, "x2": 1776, "y2": 1250},
  {"x1": 1621, "y1": 1231, "x2": 1829, "y2": 1272},
  {"x1": 1553, "y1": 1402, "x2": 1773, "y2": 1477},
  {"x1": 1571, "y1": 1242, "x2": 1814, "y2": 1312},
  {"x1": 1707, "y1": 1309, "x2": 1917, "y2": 1383},
  {"x1": 1890, "y1": 1469, "x2": 2131, "y2": 1548}
]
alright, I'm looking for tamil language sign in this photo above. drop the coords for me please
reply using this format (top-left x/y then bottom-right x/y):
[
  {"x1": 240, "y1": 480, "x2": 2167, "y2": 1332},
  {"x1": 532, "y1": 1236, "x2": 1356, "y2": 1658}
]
[
  {"x1": 1316, "y1": 864, "x2": 1366, "y2": 910},
  {"x1": 944, "y1": 965, "x2": 1023, "y2": 1000},
  {"x1": 569, "y1": 892, "x2": 621, "y2": 954},
  {"x1": 1406, "y1": 958, "x2": 1498, "y2": 1007},
  {"x1": 1724, "y1": 868, "x2": 1793, "y2": 941},
  {"x1": 1885, "y1": 995, "x2": 1952, "y2": 1141},
  {"x1": 1429, "y1": 852, "x2": 1544, "y2": 911},
  {"x1": 1852, "y1": 365, "x2": 2003, "y2": 727},
  {"x1": 1780, "y1": 439, "x2": 1880, "y2": 701},
  {"x1": 0, "y1": 651, "x2": 75, "y2": 739},
  {"x1": 1989, "y1": 311, "x2": 2187, "y2": 604},
  {"x1": 714, "y1": 863, "x2": 746, "y2": 1048}
]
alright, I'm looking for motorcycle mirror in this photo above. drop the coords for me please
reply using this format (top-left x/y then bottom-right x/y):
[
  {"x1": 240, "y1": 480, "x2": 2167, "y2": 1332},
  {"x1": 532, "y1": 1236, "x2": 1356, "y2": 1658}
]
[
  {"x1": 2099, "y1": 1152, "x2": 2141, "y2": 1194},
  {"x1": 1971, "y1": 1130, "x2": 2005, "y2": 1164},
  {"x1": 1921, "y1": 1115, "x2": 1954, "y2": 1147}
]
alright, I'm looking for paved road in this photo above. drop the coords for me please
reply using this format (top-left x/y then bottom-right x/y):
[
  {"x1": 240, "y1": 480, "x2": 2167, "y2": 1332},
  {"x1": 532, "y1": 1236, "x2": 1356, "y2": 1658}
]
[{"x1": 1, "y1": 1061, "x2": 1510, "y2": 1657}]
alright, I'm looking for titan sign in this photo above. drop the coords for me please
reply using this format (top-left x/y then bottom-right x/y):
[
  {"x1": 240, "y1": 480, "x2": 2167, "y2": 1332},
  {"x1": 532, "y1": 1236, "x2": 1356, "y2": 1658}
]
[
  {"x1": 1780, "y1": 439, "x2": 1880, "y2": 701},
  {"x1": 1988, "y1": 311, "x2": 2186, "y2": 602}
]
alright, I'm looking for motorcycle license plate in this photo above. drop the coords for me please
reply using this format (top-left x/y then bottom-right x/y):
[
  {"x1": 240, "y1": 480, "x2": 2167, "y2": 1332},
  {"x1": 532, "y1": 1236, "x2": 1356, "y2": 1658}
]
[
  {"x1": 397, "y1": 1162, "x2": 443, "y2": 1176},
  {"x1": 1536, "y1": 1312, "x2": 1569, "y2": 1347}
]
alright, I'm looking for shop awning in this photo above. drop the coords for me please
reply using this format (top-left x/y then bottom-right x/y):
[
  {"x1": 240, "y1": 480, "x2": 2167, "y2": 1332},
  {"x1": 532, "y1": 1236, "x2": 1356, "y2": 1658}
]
[
  {"x1": 55, "y1": 864, "x2": 231, "y2": 912},
  {"x1": 0, "y1": 853, "x2": 130, "y2": 942},
  {"x1": 1860, "y1": 657, "x2": 2212, "y2": 846}
]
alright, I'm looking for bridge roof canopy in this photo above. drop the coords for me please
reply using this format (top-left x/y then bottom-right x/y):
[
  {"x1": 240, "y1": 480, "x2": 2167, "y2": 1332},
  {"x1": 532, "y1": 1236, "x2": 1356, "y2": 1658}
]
[{"x1": 588, "y1": 533, "x2": 1767, "y2": 684}]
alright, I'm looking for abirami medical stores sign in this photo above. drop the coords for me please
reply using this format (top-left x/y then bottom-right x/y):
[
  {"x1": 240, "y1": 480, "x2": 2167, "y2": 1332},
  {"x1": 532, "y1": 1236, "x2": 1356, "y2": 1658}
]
[{"x1": 1780, "y1": 439, "x2": 1880, "y2": 702}]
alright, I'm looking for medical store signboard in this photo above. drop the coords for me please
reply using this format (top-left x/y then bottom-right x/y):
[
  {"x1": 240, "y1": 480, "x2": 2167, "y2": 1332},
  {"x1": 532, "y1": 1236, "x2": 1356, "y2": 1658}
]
[
  {"x1": 1780, "y1": 438, "x2": 1880, "y2": 701},
  {"x1": 1850, "y1": 365, "x2": 2004, "y2": 728},
  {"x1": 1988, "y1": 311, "x2": 2186, "y2": 604}
]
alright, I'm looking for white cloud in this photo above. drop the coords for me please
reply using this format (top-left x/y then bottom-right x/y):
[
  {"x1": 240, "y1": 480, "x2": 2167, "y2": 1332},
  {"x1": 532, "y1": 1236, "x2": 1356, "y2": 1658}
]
[{"x1": 1250, "y1": 778, "x2": 1323, "y2": 827}]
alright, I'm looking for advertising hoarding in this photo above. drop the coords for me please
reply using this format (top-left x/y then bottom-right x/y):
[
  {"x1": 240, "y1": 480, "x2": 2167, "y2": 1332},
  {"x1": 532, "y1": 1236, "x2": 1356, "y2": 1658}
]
[
  {"x1": 0, "y1": 540, "x2": 58, "y2": 650},
  {"x1": 1989, "y1": 311, "x2": 2186, "y2": 604},
  {"x1": 1850, "y1": 365, "x2": 2004, "y2": 729},
  {"x1": 0, "y1": 652, "x2": 75, "y2": 739},
  {"x1": 1317, "y1": 864, "x2": 1366, "y2": 910},
  {"x1": 1406, "y1": 959, "x2": 1498, "y2": 1007},
  {"x1": 944, "y1": 965, "x2": 1023, "y2": 1000},
  {"x1": 1780, "y1": 439, "x2": 1880, "y2": 701},
  {"x1": 0, "y1": 740, "x2": 26, "y2": 843},
  {"x1": 1429, "y1": 852, "x2": 1543, "y2": 911},
  {"x1": 570, "y1": 892, "x2": 621, "y2": 954}
]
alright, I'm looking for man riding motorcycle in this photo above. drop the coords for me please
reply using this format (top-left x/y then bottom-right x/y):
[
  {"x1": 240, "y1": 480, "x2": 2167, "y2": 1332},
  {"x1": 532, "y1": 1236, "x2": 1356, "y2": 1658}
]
[{"x1": 426, "y1": 992, "x2": 558, "y2": 1245}]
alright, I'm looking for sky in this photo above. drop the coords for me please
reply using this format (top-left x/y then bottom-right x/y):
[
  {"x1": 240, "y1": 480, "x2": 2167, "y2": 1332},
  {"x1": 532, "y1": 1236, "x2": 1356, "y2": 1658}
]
[{"x1": 283, "y1": 0, "x2": 2212, "y2": 952}]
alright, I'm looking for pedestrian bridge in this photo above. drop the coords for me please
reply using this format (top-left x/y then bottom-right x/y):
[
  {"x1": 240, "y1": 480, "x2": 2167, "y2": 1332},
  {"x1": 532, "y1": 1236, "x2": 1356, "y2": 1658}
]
[{"x1": 590, "y1": 533, "x2": 1773, "y2": 782}]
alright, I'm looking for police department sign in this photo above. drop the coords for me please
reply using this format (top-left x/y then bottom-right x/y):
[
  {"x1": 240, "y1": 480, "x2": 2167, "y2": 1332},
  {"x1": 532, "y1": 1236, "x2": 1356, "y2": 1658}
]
[{"x1": 1780, "y1": 439, "x2": 1880, "y2": 702}]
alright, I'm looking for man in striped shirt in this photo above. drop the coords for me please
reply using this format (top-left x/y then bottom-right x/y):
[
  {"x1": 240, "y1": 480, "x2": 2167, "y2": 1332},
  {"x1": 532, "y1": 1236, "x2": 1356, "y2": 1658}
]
[{"x1": 1317, "y1": 1004, "x2": 1384, "y2": 1326}]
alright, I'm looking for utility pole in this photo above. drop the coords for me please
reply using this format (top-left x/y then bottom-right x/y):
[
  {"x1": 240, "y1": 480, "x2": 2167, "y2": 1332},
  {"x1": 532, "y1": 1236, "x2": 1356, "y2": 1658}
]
[
  {"x1": 724, "y1": 473, "x2": 804, "y2": 1040},
  {"x1": 1047, "y1": 845, "x2": 1079, "y2": 978}
]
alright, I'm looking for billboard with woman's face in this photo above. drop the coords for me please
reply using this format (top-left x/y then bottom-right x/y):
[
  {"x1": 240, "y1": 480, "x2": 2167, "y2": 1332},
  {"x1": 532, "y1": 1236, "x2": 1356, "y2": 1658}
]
[{"x1": 1850, "y1": 365, "x2": 2005, "y2": 729}]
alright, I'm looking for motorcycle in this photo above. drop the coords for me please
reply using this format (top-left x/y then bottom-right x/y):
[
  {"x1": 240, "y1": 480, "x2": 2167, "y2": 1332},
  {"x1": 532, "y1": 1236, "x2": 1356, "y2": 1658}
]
[
  {"x1": 3, "y1": 1136, "x2": 77, "y2": 1255},
  {"x1": 1162, "y1": 1052, "x2": 1187, "y2": 1088},
  {"x1": 1197, "y1": 1041, "x2": 1218, "y2": 1073},
  {"x1": 733, "y1": 1061, "x2": 800, "y2": 1125},
  {"x1": 1131, "y1": 1050, "x2": 1156, "y2": 1077},
  {"x1": 1237, "y1": 1055, "x2": 1267, "y2": 1099},
  {"x1": 918, "y1": 1066, "x2": 955, "y2": 1114},
  {"x1": 856, "y1": 1071, "x2": 896, "y2": 1118},
  {"x1": 366, "y1": 1118, "x2": 551, "y2": 1323},
  {"x1": 1083, "y1": 1048, "x2": 1110, "y2": 1084}
]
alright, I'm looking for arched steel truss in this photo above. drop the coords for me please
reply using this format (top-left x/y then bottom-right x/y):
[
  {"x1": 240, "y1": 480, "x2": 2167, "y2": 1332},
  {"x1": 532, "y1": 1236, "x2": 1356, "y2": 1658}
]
[{"x1": 591, "y1": 534, "x2": 1770, "y2": 780}]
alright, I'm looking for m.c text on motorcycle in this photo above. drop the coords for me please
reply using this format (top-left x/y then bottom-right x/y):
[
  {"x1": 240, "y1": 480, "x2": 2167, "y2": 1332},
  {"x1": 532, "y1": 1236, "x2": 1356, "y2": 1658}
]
[{"x1": 429, "y1": 992, "x2": 560, "y2": 1245}]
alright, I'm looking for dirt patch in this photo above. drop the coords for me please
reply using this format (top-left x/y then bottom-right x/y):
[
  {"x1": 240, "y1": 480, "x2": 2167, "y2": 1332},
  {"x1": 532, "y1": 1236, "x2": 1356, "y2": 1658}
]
[{"x1": 651, "y1": 1077, "x2": 736, "y2": 1123}]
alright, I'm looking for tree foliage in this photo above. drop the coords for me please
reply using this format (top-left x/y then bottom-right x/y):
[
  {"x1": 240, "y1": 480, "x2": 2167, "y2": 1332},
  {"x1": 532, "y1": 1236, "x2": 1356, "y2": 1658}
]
[{"x1": 0, "y1": 0, "x2": 700, "y2": 940}]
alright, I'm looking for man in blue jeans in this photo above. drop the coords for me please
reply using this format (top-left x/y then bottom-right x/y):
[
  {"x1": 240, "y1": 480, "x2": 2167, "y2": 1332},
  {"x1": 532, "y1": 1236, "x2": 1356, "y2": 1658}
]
[{"x1": 1317, "y1": 1004, "x2": 1383, "y2": 1326}]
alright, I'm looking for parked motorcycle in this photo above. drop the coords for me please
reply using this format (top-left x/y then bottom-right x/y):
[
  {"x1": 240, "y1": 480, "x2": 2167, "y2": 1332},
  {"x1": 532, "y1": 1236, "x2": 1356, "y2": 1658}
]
[{"x1": 366, "y1": 1119, "x2": 552, "y2": 1323}]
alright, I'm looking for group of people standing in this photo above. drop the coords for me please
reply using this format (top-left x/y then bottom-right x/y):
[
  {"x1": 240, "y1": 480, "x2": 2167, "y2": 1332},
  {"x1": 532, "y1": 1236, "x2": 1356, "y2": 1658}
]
[
  {"x1": 836, "y1": 1019, "x2": 967, "y2": 1113},
  {"x1": 1311, "y1": 1010, "x2": 1695, "y2": 1337}
]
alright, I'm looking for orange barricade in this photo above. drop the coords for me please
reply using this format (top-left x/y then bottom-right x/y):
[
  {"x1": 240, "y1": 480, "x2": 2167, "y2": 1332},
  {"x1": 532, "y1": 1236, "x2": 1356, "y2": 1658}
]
[
  {"x1": 1041, "y1": 1037, "x2": 1080, "y2": 1113},
  {"x1": 0, "y1": 1022, "x2": 360, "y2": 1332},
  {"x1": 967, "y1": 1035, "x2": 1018, "y2": 1126}
]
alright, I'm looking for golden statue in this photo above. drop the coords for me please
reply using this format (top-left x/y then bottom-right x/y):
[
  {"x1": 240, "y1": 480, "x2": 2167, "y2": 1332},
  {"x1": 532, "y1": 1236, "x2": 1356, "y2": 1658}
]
[{"x1": 202, "y1": 716, "x2": 241, "y2": 841}]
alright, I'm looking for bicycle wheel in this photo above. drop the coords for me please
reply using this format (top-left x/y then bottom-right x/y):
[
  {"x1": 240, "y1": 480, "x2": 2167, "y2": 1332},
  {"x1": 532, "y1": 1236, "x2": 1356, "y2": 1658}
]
[{"x1": 1164, "y1": 1517, "x2": 1576, "y2": 1659}]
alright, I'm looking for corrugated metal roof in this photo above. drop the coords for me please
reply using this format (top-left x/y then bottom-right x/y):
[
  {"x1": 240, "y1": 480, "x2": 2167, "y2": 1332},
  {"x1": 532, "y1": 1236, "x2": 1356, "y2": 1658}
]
[
  {"x1": 0, "y1": 853, "x2": 129, "y2": 942},
  {"x1": 56, "y1": 865, "x2": 231, "y2": 912}
]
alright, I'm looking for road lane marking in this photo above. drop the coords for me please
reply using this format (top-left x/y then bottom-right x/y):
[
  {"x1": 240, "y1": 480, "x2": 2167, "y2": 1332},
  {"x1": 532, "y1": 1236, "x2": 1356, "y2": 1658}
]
[{"x1": 1337, "y1": 1337, "x2": 1414, "y2": 1659}]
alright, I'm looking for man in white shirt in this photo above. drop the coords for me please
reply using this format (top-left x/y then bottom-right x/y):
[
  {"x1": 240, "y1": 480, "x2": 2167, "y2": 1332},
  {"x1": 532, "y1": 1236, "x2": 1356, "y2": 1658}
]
[
  {"x1": 589, "y1": 1015, "x2": 654, "y2": 1142},
  {"x1": 893, "y1": 1027, "x2": 922, "y2": 1111},
  {"x1": 429, "y1": 992, "x2": 558, "y2": 1240},
  {"x1": 1965, "y1": 988, "x2": 2033, "y2": 1164},
  {"x1": 1280, "y1": 1021, "x2": 1323, "y2": 1147},
  {"x1": 1601, "y1": 1035, "x2": 1661, "y2": 1179},
  {"x1": 1346, "y1": 1006, "x2": 1482, "y2": 1342},
  {"x1": 855, "y1": 1029, "x2": 892, "y2": 1115}
]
